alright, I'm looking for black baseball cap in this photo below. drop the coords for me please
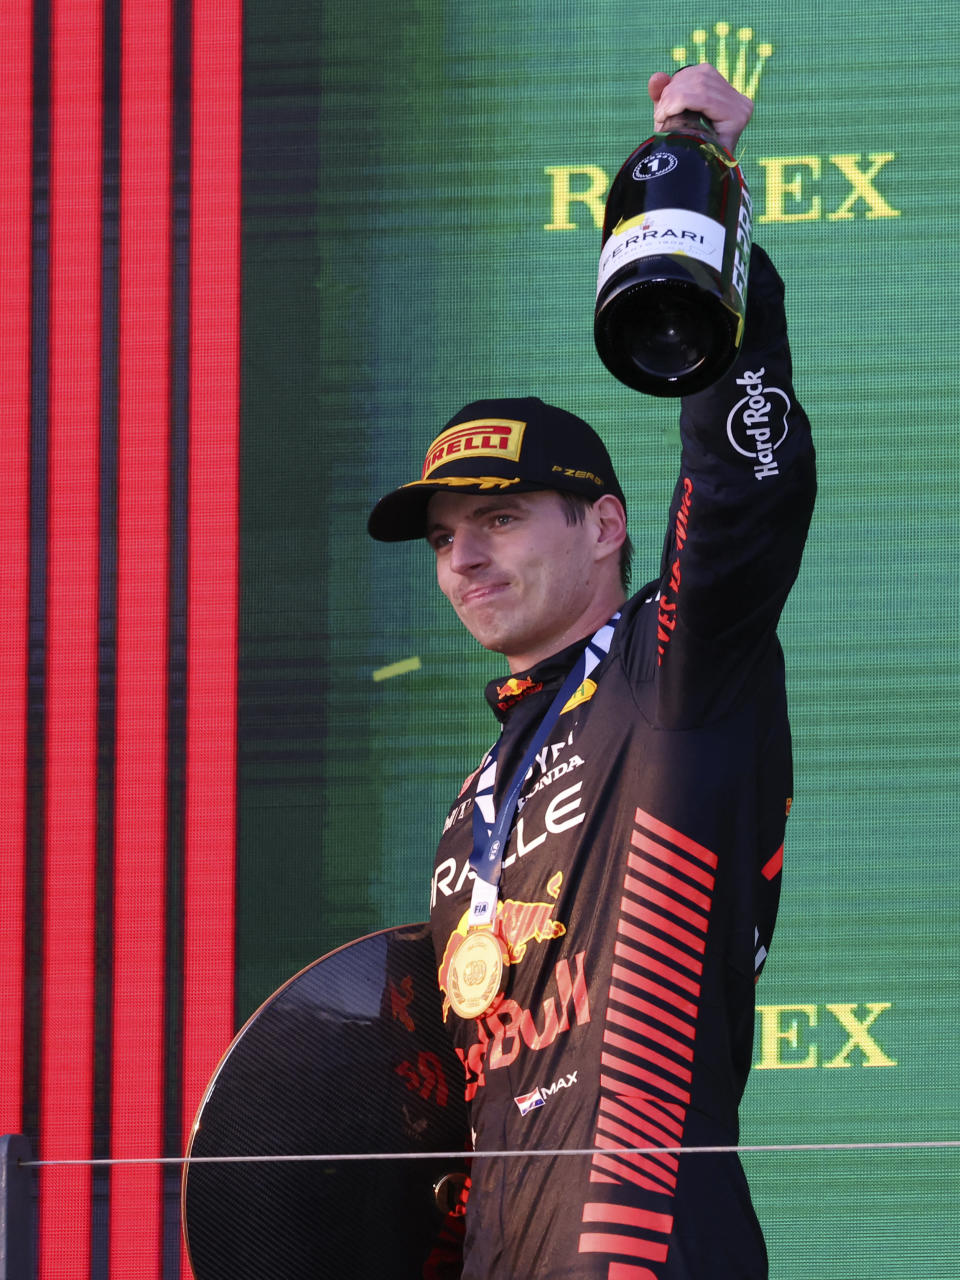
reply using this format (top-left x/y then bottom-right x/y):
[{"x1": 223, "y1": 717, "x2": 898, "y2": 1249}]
[{"x1": 367, "y1": 396, "x2": 626, "y2": 542}]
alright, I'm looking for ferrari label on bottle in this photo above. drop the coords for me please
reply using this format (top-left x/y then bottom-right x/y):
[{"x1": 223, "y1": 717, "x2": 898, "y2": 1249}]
[
  {"x1": 596, "y1": 206, "x2": 726, "y2": 298},
  {"x1": 594, "y1": 117, "x2": 753, "y2": 396}
]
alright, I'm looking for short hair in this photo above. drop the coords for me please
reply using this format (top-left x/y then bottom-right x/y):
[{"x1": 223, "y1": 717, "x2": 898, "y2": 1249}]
[{"x1": 555, "y1": 491, "x2": 633, "y2": 592}]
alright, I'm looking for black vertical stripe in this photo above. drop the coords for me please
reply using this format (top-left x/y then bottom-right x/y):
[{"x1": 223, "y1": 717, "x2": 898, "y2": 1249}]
[
  {"x1": 23, "y1": 0, "x2": 51, "y2": 1158},
  {"x1": 92, "y1": 0, "x2": 121, "y2": 1273},
  {"x1": 164, "y1": 0, "x2": 193, "y2": 1271}
]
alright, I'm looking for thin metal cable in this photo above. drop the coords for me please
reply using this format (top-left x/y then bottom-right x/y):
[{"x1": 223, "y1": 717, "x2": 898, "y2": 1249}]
[{"x1": 20, "y1": 1139, "x2": 960, "y2": 1168}]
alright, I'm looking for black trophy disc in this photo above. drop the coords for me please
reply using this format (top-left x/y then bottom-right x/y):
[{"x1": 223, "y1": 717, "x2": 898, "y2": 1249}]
[{"x1": 182, "y1": 923, "x2": 467, "y2": 1279}]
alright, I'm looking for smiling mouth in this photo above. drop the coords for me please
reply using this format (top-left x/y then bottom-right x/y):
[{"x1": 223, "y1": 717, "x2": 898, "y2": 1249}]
[{"x1": 458, "y1": 582, "x2": 509, "y2": 607}]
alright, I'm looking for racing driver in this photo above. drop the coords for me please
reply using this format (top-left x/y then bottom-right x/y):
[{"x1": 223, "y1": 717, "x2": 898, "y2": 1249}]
[{"x1": 368, "y1": 63, "x2": 816, "y2": 1280}]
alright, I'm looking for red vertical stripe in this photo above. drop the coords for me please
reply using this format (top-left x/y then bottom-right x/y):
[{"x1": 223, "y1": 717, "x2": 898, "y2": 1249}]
[
  {"x1": 110, "y1": 0, "x2": 172, "y2": 1273},
  {"x1": 181, "y1": 0, "x2": 242, "y2": 1186},
  {"x1": 0, "y1": 0, "x2": 32, "y2": 1136},
  {"x1": 41, "y1": 0, "x2": 103, "y2": 1274}
]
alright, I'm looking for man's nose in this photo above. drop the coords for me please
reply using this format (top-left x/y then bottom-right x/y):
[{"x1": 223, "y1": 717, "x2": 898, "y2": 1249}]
[{"x1": 449, "y1": 527, "x2": 489, "y2": 574}]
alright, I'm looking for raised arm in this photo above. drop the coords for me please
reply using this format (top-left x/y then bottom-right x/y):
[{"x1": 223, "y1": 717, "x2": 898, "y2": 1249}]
[{"x1": 638, "y1": 70, "x2": 816, "y2": 722}]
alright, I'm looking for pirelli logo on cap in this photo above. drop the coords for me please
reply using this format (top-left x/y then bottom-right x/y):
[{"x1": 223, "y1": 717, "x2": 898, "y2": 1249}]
[{"x1": 422, "y1": 418, "x2": 526, "y2": 479}]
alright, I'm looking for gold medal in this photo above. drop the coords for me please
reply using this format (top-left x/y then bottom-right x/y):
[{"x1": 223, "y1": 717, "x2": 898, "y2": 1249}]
[{"x1": 446, "y1": 928, "x2": 505, "y2": 1020}]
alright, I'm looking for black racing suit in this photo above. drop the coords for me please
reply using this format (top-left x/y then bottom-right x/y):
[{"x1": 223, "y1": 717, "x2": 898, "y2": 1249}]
[{"x1": 428, "y1": 247, "x2": 816, "y2": 1279}]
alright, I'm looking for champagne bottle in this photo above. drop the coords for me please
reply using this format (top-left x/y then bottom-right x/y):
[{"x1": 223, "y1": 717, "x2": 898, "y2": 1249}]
[{"x1": 594, "y1": 111, "x2": 752, "y2": 397}]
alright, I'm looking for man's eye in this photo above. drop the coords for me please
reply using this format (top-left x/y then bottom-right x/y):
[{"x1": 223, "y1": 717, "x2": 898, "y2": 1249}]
[
  {"x1": 430, "y1": 532, "x2": 452, "y2": 550},
  {"x1": 493, "y1": 513, "x2": 515, "y2": 527}
]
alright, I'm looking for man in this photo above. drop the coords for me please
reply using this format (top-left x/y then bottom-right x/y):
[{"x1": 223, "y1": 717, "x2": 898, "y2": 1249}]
[{"x1": 368, "y1": 65, "x2": 815, "y2": 1280}]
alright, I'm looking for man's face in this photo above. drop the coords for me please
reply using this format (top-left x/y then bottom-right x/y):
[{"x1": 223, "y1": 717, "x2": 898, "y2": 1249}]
[{"x1": 426, "y1": 489, "x2": 620, "y2": 671}]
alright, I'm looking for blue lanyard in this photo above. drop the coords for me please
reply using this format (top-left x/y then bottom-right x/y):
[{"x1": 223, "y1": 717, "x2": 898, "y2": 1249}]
[{"x1": 466, "y1": 614, "x2": 619, "y2": 928}]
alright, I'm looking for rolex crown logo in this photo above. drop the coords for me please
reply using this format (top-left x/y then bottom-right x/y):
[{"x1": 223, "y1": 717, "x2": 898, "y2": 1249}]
[{"x1": 671, "y1": 22, "x2": 773, "y2": 100}]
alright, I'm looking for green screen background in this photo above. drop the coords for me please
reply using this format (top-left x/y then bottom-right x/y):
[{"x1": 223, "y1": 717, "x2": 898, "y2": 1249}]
[{"x1": 239, "y1": 4, "x2": 959, "y2": 1274}]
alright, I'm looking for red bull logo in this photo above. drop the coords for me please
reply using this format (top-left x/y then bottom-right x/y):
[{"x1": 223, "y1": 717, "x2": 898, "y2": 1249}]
[
  {"x1": 438, "y1": 873, "x2": 566, "y2": 1020},
  {"x1": 455, "y1": 952, "x2": 590, "y2": 1098},
  {"x1": 496, "y1": 675, "x2": 543, "y2": 710},
  {"x1": 497, "y1": 894, "x2": 566, "y2": 962}
]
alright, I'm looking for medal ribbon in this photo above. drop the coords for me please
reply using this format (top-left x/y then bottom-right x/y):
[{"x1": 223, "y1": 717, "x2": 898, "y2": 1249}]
[{"x1": 467, "y1": 614, "x2": 620, "y2": 929}]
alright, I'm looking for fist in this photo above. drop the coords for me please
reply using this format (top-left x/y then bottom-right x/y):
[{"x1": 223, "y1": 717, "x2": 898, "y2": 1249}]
[{"x1": 647, "y1": 64, "x2": 753, "y2": 154}]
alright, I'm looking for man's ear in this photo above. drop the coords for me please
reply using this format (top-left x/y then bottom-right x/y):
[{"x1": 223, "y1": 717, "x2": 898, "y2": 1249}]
[{"x1": 590, "y1": 493, "x2": 627, "y2": 563}]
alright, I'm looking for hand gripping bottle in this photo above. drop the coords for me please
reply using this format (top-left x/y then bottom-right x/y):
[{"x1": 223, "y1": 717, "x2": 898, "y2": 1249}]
[{"x1": 594, "y1": 111, "x2": 752, "y2": 397}]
